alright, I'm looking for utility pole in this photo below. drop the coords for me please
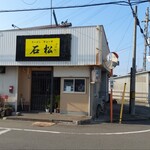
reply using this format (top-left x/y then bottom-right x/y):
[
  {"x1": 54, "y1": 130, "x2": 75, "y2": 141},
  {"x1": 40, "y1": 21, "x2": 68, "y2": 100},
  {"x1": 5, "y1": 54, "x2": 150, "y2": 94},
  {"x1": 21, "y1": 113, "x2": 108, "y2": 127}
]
[
  {"x1": 142, "y1": 7, "x2": 150, "y2": 71},
  {"x1": 129, "y1": 6, "x2": 137, "y2": 115}
]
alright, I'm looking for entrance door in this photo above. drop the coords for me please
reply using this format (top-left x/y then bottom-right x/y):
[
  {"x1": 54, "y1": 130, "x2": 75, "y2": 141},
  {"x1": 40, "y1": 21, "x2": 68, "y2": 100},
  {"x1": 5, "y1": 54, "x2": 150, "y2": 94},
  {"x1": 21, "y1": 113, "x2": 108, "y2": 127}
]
[{"x1": 31, "y1": 71, "x2": 52, "y2": 111}]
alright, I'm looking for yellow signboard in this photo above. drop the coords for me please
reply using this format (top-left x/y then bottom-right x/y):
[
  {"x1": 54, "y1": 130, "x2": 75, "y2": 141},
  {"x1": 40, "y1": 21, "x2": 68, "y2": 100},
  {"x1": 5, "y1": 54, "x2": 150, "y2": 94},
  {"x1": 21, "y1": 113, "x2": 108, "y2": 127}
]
[{"x1": 25, "y1": 38, "x2": 60, "y2": 57}]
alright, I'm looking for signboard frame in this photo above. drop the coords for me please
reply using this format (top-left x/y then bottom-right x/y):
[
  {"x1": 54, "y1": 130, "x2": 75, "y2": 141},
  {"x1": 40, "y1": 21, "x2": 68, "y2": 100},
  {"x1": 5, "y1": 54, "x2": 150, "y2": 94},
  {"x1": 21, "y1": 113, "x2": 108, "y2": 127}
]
[{"x1": 16, "y1": 34, "x2": 71, "y2": 61}]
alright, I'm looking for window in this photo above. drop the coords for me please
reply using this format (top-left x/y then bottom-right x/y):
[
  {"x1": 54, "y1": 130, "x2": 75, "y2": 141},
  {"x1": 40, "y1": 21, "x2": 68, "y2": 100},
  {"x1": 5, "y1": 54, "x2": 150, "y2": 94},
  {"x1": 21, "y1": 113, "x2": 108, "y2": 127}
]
[
  {"x1": 64, "y1": 79, "x2": 74, "y2": 92},
  {"x1": 75, "y1": 79, "x2": 85, "y2": 92},
  {"x1": 64, "y1": 78, "x2": 86, "y2": 93}
]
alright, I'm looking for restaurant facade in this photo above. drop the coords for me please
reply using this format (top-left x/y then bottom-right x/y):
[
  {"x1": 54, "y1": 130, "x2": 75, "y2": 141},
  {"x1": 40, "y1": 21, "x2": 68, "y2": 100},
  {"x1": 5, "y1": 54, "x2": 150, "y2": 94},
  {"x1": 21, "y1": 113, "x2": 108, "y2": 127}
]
[{"x1": 0, "y1": 25, "x2": 110, "y2": 117}]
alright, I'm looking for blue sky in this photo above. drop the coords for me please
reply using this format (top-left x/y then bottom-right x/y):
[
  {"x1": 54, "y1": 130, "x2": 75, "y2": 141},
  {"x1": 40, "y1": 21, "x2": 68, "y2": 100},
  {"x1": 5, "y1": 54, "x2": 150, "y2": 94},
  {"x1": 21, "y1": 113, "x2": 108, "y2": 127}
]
[{"x1": 0, "y1": 0, "x2": 149, "y2": 75}]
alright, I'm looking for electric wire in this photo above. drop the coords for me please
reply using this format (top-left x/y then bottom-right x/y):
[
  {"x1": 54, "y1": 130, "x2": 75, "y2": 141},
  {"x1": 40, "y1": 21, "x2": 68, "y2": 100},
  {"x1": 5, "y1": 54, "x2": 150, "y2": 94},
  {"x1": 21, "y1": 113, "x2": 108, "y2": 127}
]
[
  {"x1": 0, "y1": 0, "x2": 148, "y2": 75},
  {"x1": 0, "y1": 1, "x2": 149, "y2": 13},
  {"x1": 17, "y1": 11, "x2": 48, "y2": 27},
  {"x1": 22, "y1": 0, "x2": 38, "y2": 5},
  {"x1": 78, "y1": 6, "x2": 109, "y2": 25},
  {"x1": 128, "y1": 0, "x2": 150, "y2": 48},
  {"x1": 115, "y1": 17, "x2": 133, "y2": 52},
  {"x1": 116, "y1": 40, "x2": 143, "y2": 54},
  {"x1": 55, "y1": 0, "x2": 71, "y2": 6},
  {"x1": 67, "y1": 0, "x2": 97, "y2": 20},
  {"x1": 56, "y1": 0, "x2": 97, "y2": 26},
  {"x1": 10, "y1": 0, "x2": 46, "y2": 30},
  {"x1": 105, "y1": 11, "x2": 133, "y2": 55}
]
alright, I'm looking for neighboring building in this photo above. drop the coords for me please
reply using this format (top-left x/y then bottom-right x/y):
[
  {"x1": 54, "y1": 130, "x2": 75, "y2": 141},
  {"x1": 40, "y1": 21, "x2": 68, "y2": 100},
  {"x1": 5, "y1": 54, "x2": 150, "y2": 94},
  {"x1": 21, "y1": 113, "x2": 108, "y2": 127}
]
[
  {"x1": 112, "y1": 71, "x2": 150, "y2": 105},
  {"x1": 0, "y1": 25, "x2": 110, "y2": 117}
]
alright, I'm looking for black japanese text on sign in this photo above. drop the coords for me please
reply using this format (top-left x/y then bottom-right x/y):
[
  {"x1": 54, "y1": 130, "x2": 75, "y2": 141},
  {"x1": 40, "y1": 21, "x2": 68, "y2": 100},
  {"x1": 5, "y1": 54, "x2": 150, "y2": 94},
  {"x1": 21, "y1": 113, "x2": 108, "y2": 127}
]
[{"x1": 25, "y1": 38, "x2": 60, "y2": 57}]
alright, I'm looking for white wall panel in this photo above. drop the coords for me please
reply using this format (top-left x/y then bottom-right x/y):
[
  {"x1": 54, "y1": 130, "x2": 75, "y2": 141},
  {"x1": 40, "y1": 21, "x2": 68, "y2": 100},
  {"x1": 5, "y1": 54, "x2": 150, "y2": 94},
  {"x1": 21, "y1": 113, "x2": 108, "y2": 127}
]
[
  {"x1": 0, "y1": 67, "x2": 18, "y2": 110},
  {"x1": 0, "y1": 26, "x2": 107, "y2": 66},
  {"x1": 54, "y1": 66, "x2": 90, "y2": 77},
  {"x1": 112, "y1": 72, "x2": 149, "y2": 103}
]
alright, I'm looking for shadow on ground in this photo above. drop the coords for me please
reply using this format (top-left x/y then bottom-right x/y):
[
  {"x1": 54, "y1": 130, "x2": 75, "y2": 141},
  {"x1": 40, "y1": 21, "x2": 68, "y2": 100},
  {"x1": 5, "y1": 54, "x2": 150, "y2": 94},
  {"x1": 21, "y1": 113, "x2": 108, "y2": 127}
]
[{"x1": 92, "y1": 102, "x2": 150, "y2": 125}]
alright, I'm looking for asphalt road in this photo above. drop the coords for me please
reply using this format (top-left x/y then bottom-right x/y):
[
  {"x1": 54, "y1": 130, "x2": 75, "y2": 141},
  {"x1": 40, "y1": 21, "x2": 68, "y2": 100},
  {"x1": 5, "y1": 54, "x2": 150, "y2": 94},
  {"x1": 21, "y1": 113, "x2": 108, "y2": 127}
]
[{"x1": 0, "y1": 119, "x2": 150, "y2": 150}]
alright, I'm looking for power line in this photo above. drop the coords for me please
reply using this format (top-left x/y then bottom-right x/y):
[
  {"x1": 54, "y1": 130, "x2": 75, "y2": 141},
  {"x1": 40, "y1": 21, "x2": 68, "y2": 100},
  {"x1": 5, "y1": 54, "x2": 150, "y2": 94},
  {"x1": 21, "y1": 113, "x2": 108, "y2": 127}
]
[
  {"x1": 0, "y1": 1, "x2": 149, "y2": 13},
  {"x1": 115, "y1": 17, "x2": 133, "y2": 51},
  {"x1": 57, "y1": 0, "x2": 98, "y2": 25},
  {"x1": 128, "y1": 0, "x2": 149, "y2": 46},
  {"x1": 22, "y1": 0, "x2": 38, "y2": 5}
]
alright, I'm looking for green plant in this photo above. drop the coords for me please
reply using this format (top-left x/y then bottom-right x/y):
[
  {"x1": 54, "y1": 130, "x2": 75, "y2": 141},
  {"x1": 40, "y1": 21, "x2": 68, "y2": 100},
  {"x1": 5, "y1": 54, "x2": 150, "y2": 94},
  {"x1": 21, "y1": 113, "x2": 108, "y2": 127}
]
[
  {"x1": 5, "y1": 104, "x2": 14, "y2": 110},
  {"x1": 0, "y1": 104, "x2": 14, "y2": 117},
  {"x1": 55, "y1": 95, "x2": 60, "y2": 108},
  {"x1": 45, "y1": 103, "x2": 51, "y2": 109},
  {"x1": 45, "y1": 97, "x2": 51, "y2": 109}
]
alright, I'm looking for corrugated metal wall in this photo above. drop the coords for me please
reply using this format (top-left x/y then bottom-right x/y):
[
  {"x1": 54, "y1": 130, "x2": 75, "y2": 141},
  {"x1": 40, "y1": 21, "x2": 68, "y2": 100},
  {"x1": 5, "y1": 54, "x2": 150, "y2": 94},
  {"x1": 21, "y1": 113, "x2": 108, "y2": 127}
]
[{"x1": 0, "y1": 26, "x2": 106, "y2": 66}]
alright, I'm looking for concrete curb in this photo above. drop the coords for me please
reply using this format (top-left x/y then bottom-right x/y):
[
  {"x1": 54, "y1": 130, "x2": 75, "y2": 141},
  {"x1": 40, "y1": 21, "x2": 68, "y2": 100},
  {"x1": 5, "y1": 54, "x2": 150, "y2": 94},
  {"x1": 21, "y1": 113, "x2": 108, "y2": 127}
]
[
  {"x1": 4, "y1": 117, "x2": 53, "y2": 123},
  {"x1": 3, "y1": 114, "x2": 150, "y2": 125},
  {"x1": 4, "y1": 117, "x2": 92, "y2": 125},
  {"x1": 76, "y1": 119, "x2": 92, "y2": 125}
]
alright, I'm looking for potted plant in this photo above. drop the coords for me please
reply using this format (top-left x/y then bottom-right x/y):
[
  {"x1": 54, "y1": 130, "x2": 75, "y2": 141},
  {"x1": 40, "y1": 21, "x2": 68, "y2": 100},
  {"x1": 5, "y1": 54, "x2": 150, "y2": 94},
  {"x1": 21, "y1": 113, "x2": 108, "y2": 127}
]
[
  {"x1": 45, "y1": 103, "x2": 50, "y2": 113},
  {"x1": 1, "y1": 104, "x2": 14, "y2": 117},
  {"x1": 55, "y1": 95, "x2": 60, "y2": 113}
]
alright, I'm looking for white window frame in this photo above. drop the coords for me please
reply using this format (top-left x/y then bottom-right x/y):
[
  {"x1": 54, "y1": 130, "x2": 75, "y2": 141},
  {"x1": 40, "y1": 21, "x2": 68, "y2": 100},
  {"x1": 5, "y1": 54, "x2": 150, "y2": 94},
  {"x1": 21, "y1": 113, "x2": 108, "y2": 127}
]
[{"x1": 63, "y1": 78, "x2": 86, "y2": 94}]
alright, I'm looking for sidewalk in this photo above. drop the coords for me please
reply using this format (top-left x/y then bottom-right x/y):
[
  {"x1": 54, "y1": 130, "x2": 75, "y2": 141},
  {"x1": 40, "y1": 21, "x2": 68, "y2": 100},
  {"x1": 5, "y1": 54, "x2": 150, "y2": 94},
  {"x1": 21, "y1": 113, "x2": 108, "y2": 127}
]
[
  {"x1": 4, "y1": 112, "x2": 92, "y2": 125},
  {"x1": 97, "y1": 102, "x2": 150, "y2": 123},
  {"x1": 3, "y1": 102, "x2": 150, "y2": 125},
  {"x1": 113, "y1": 103, "x2": 150, "y2": 122}
]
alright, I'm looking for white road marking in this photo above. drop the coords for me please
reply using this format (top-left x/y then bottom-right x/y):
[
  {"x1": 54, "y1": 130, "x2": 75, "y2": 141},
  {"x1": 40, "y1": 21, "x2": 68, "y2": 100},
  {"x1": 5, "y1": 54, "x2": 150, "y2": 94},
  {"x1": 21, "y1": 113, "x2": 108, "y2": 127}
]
[
  {"x1": 0, "y1": 129, "x2": 11, "y2": 135},
  {"x1": 0, "y1": 127, "x2": 150, "y2": 136}
]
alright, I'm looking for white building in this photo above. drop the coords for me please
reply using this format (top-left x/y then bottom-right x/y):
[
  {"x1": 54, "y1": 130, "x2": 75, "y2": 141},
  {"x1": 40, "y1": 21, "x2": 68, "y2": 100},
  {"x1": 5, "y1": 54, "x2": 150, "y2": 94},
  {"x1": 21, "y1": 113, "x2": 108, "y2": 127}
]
[
  {"x1": 112, "y1": 71, "x2": 150, "y2": 105},
  {"x1": 0, "y1": 25, "x2": 110, "y2": 117}
]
